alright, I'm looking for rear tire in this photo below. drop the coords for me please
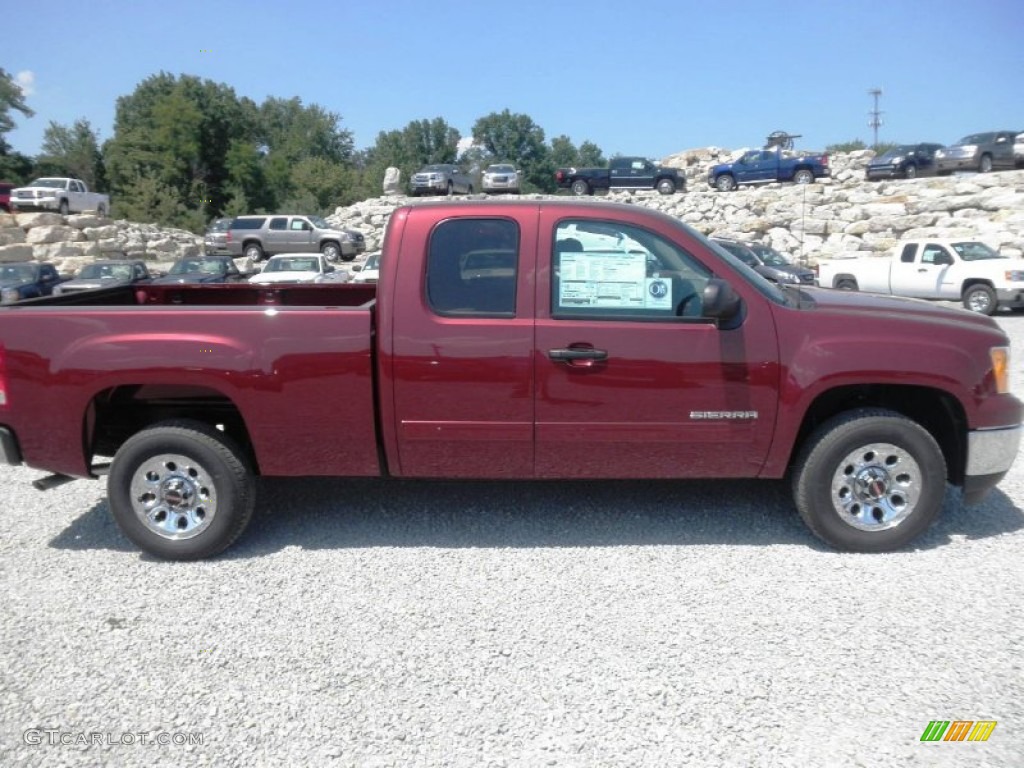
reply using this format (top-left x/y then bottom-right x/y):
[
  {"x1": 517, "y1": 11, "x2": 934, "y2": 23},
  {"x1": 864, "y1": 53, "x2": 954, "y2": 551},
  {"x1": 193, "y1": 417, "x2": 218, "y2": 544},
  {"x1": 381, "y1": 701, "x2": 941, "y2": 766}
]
[
  {"x1": 570, "y1": 179, "x2": 590, "y2": 196},
  {"x1": 656, "y1": 178, "x2": 676, "y2": 195},
  {"x1": 244, "y1": 243, "x2": 264, "y2": 262},
  {"x1": 791, "y1": 409, "x2": 946, "y2": 552},
  {"x1": 107, "y1": 420, "x2": 255, "y2": 560},
  {"x1": 793, "y1": 169, "x2": 814, "y2": 185}
]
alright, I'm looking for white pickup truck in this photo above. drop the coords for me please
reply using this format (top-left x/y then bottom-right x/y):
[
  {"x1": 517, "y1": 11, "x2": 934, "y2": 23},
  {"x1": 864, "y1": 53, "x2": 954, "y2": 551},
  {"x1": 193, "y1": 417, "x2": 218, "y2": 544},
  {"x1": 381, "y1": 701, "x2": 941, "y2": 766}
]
[
  {"x1": 817, "y1": 239, "x2": 1024, "y2": 315},
  {"x1": 10, "y1": 177, "x2": 110, "y2": 216}
]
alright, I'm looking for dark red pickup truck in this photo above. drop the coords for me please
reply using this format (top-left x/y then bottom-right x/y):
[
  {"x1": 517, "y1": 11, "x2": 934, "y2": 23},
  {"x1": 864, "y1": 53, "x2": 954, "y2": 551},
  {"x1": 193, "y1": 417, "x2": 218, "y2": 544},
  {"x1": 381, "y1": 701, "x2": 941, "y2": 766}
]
[{"x1": 0, "y1": 200, "x2": 1020, "y2": 559}]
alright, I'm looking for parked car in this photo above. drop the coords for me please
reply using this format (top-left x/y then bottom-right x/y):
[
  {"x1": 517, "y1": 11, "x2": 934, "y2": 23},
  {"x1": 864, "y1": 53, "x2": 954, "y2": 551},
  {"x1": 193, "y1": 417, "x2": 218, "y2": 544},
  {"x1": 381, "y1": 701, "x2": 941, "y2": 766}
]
[
  {"x1": 225, "y1": 214, "x2": 365, "y2": 263},
  {"x1": 555, "y1": 157, "x2": 684, "y2": 196},
  {"x1": 817, "y1": 239, "x2": 1022, "y2": 315},
  {"x1": 409, "y1": 164, "x2": 475, "y2": 196},
  {"x1": 935, "y1": 131, "x2": 1017, "y2": 175},
  {"x1": 10, "y1": 177, "x2": 110, "y2": 216},
  {"x1": 352, "y1": 251, "x2": 380, "y2": 283},
  {"x1": 2, "y1": 201, "x2": 1020, "y2": 559},
  {"x1": 203, "y1": 218, "x2": 233, "y2": 255},
  {"x1": 708, "y1": 148, "x2": 831, "y2": 191},
  {"x1": 249, "y1": 253, "x2": 347, "y2": 285},
  {"x1": 0, "y1": 181, "x2": 14, "y2": 213},
  {"x1": 865, "y1": 143, "x2": 944, "y2": 180},
  {"x1": 52, "y1": 259, "x2": 152, "y2": 295},
  {"x1": 0, "y1": 262, "x2": 65, "y2": 304},
  {"x1": 481, "y1": 164, "x2": 521, "y2": 194},
  {"x1": 711, "y1": 238, "x2": 816, "y2": 285},
  {"x1": 151, "y1": 255, "x2": 247, "y2": 284}
]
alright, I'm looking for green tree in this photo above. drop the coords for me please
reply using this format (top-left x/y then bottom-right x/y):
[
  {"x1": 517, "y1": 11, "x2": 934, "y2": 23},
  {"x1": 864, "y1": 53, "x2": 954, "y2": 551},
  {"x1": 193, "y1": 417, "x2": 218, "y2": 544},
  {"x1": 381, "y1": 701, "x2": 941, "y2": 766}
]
[
  {"x1": 37, "y1": 119, "x2": 107, "y2": 190},
  {"x1": 0, "y1": 68, "x2": 35, "y2": 183},
  {"x1": 357, "y1": 117, "x2": 462, "y2": 198},
  {"x1": 471, "y1": 109, "x2": 553, "y2": 190}
]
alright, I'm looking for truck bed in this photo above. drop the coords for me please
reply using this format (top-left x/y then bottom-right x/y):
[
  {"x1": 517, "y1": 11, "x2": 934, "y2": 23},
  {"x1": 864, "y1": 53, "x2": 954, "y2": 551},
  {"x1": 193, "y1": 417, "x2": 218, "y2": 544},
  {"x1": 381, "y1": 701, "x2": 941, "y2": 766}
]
[{"x1": 0, "y1": 282, "x2": 382, "y2": 479}]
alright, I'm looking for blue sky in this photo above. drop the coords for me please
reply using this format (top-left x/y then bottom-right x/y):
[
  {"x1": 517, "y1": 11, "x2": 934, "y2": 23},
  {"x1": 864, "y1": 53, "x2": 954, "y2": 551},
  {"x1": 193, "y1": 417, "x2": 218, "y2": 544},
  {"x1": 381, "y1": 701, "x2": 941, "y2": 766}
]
[{"x1": 5, "y1": 0, "x2": 1023, "y2": 160}]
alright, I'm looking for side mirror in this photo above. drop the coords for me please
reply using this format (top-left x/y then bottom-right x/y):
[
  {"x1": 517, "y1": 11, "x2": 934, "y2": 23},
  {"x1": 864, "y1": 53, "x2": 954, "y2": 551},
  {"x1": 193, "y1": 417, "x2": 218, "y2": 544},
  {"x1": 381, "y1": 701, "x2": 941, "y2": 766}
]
[{"x1": 702, "y1": 278, "x2": 742, "y2": 321}]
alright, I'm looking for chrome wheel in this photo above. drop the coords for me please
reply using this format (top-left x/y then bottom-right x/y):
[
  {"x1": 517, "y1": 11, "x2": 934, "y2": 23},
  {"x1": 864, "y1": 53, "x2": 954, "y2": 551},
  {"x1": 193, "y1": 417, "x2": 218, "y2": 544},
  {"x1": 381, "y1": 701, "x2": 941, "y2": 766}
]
[
  {"x1": 829, "y1": 442, "x2": 920, "y2": 531},
  {"x1": 129, "y1": 453, "x2": 217, "y2": 540},
  {"x1": 322, "y1": 243, "x2": 340, "y2": 263},
  {"x1": 793, "y1": 169, "x2": 814, "y2": 184}
]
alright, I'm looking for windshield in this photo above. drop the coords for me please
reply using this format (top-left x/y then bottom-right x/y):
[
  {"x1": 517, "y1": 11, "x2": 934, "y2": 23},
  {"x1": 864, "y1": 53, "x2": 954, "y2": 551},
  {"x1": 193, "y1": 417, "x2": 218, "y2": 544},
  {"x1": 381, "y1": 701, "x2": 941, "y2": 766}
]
[
  {"x1": 714, "y1": 240, "x2": 760, "y2": 267},
  {"x1": 951, "y1": 242, "x2": 1004, "y2": 261},
  {"x1": 422, "y1": 165, "x2": 448, "y2": 172},
  {"x1": 79, "y1": 263, "x2": 133, "y2": 280},
  {"x1": 364, "y1": 253, "x2": 380, "y2": 270},
  {"x1": 957, "y1": 133, "x2": 994, "y2": 145},
  {"x1": 880, "y1": 145, "x2": 914, "y2": 159},
  {"x1": 0, "y1": 264, "x2": 36, "y2": 281},
  {"x1": 169, "y1": 258, "x2": 226, "y2": 275},
  {"x1": 28, "y1": 178, "x2": 67, "y2": 189},
  {"x1": 749, "y1": 244, "x2": 793, "y2": 267},
  {"x1": 486, "y1": 165, "x2": 515, "y2": 173},
  {"x1": 266, "y1": 256, "x2": 319, "y2": 272}
]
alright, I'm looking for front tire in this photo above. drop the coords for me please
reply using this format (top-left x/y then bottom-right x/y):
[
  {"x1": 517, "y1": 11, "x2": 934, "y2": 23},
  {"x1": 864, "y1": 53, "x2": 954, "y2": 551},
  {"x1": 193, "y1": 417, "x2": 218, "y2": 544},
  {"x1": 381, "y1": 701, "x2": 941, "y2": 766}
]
[
  {"x1": 321, "y1": 242, "x2": 341, "y2": 263},
  {"x1": 792, "y1": 409, "x2": 946, "y2": 552},
  {"x1": 715, "y1": 174, "x2": 736, "y2": 192},
  {"x1": 963, "y1": 283, "x2": 997, "y2": 315},
  {"x1": 904, "y1": 164, "x2": 917, "y2": 179},
  {"x1": 107, "y1": 420, "x2": 255, "y2": 560},
  {"x1": 979, "y1": 154, "x2": 993, "y2": 173},
  {"x1": 58, "y1": 199, "x2": 70, "y2": 215}
]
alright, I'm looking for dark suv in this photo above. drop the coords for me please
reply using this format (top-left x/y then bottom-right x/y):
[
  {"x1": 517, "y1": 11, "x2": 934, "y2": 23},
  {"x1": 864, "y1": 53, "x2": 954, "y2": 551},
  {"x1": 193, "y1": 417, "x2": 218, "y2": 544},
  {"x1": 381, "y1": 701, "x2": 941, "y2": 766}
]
[
  {"x1": 865, "y1": 143, "x2": 943, "y2": 180},
  {"x1": 0, "y1": 181, "x2": 14, "y2": 213},
  {"x1": 711, "y1": 238, "x2": 816, "y2": 286}
]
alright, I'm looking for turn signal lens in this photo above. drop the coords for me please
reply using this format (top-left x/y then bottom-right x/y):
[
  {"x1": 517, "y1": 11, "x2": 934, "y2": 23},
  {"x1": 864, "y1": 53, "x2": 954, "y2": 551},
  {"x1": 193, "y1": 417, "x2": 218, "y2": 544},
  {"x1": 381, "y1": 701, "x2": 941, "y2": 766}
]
[{"x1": 991, "y1": 346, "x2": 1010, "y2": 394}]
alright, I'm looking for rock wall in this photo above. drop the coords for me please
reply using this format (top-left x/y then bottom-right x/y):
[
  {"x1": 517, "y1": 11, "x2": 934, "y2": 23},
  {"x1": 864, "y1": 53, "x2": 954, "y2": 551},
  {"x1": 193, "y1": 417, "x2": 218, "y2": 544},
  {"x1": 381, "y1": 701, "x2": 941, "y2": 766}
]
[
  {"x1": 0, "y1": 212, "x2": 202, "y2": 272},
  {"x1": 328, "y1": 163, "x2": 1024, "y2": 263}
]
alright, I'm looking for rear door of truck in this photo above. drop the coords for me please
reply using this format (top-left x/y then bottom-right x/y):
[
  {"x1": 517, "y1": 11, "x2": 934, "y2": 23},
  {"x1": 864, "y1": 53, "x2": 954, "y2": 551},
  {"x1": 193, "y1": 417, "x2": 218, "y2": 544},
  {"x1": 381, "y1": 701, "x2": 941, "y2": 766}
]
[
  {"x1": 532, "y1": 209, "x2": 780, "y2": 479},
  {"x1": 384, "y1": 205, "x2": 538, "y2": 478}
]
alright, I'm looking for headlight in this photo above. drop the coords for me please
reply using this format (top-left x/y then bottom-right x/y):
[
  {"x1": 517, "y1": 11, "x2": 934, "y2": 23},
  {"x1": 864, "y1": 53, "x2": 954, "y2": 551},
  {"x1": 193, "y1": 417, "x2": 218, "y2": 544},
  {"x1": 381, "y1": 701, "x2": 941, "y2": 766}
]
[
  {"x1": 1, "y1": 288, "x2": 20, "y2": 304},
  {"x1": 340, "y1": 232, "x2": 353, "y2": 242},
  {"x1": 776, "y1": 273, "x2": 799, "y2": 284},
  {"x1": 935, "y1": 150, "x2": 946, "y2": 158},
  {"x1": 991, "y1": 346, "x2": 1010, "y2": 394},
  {"x1": 1006, "y1": 271, "x2": 1024, "y2": 282},
  {"x1": 890, "y1": 156, "x2": 904, "y2": 163}
]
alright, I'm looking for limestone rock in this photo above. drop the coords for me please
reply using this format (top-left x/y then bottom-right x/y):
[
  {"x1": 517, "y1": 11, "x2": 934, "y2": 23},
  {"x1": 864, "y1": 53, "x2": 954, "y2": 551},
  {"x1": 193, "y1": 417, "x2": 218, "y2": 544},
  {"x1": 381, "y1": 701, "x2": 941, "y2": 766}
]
[
  {"x1": 0, "y1": 244, "x2": 35, "y2": 262},
  {"x1": 382, "y1": 167, "x2": 402, "y2": 196}
]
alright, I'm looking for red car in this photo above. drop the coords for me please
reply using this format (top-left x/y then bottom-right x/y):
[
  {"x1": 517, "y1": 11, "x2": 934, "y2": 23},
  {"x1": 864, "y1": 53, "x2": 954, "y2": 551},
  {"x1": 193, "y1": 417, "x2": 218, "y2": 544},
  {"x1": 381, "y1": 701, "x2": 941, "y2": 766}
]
[{"x1": 0, "y1": 181, "x2": 14, "y2": 213}]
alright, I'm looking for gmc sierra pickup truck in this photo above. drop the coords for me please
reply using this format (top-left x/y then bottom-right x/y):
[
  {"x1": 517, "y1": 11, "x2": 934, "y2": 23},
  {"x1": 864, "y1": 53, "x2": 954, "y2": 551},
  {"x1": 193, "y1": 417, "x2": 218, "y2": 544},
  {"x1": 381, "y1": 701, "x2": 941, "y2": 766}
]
[
  {"x1": 555, "y1": 157, "x2": 685, "y2": 196},
  {"x1": 818, "y1": 239, "x2": 1024, "y2": 315},
  {"x1": 10, "y1": 177, "x2": 110, "y2": 216},
  {"x1": 0, "y1": 201, "x2": 1019, "y2": 560},
  {"x1": 708, "y1": 148, "x2": 831, "y2": 191}
]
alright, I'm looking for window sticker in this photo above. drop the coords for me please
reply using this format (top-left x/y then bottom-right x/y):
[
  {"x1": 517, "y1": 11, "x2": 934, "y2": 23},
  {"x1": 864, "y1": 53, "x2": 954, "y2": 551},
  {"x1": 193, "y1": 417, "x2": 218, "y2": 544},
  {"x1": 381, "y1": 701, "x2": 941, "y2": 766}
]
[{"x1": 559, "y1": 251, "x2": 672, "y2": 310}]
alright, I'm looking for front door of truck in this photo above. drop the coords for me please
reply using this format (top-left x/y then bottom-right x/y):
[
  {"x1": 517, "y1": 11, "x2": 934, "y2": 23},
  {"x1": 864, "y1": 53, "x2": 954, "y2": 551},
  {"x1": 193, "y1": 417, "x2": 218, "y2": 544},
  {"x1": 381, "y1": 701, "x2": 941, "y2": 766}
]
[
  {"x1": 890, "y1": 242, "x2": 955, "y2": 298},
  {"x1": 533, "y1": 214, "x2": 780, "y2": 479},
  {"x1": 389, "y1": 212, "x2": 537, "y2": 478}
]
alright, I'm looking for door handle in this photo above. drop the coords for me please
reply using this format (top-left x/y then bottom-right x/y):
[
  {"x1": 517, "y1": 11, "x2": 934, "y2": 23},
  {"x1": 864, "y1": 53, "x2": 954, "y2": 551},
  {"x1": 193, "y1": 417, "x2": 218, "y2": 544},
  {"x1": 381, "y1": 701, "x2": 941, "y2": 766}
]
[{"x1": 548, "y1": 347, "x2": 608, "y2": 361}]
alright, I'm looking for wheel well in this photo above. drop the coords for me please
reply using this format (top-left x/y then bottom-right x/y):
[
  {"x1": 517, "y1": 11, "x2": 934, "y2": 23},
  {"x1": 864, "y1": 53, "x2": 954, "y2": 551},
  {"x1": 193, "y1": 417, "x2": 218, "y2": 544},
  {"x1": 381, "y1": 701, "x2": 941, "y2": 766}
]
[
  {"x1": 832, "y1": 273, "x2": 858, "y2": 288},
  {"x1": 86, "y1": 384, "x2": 258, "y2": 473},
  {"x1": 789, "y1": 384, "x2": 966, "y2": 484},
  {"x1": 319, "y1": 239, "x2": 340, "y2": 250},
  {"x1": 242, "y1": 239, "x2": 263, "y2": 251},
  {"x1": 961, "y1": 278, "x2": 994, "y2": 295}
]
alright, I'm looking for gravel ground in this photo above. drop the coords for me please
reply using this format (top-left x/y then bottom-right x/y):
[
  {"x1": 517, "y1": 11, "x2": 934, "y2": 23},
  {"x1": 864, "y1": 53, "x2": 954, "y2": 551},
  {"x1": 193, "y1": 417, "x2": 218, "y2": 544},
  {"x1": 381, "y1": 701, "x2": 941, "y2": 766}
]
[{"x1": 1, "y1": 311, "x2": 1023, "y2": 768}]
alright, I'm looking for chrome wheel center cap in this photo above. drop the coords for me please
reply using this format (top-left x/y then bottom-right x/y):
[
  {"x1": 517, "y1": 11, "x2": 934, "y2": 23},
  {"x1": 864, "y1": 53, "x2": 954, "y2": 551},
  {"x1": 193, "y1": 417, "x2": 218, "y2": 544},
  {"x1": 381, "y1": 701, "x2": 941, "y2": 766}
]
[
  {"x1": 854, "y1": 467, "x2": 889, "y2": 501},
  {"x1": 161, "y1": 477, "x2": 194, "y2": 508}
]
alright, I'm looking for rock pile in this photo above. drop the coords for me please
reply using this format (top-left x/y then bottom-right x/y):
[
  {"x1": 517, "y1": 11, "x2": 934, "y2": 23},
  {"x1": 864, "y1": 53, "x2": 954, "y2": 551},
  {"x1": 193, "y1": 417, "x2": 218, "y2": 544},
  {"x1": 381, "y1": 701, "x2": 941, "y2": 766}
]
[
  {"x1": 0, "y1": 212, "x2": 202, "y2": 272},
  {"x1": 328, "y1": 163, "x2": 1024, "y2": 263}
]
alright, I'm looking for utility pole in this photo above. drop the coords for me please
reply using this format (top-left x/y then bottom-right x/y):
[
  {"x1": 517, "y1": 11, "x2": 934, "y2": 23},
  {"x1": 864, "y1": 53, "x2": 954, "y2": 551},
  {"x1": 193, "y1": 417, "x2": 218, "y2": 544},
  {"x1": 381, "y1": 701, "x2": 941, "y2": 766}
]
[{"x1": 867, "y1": 88, "x2": 883, "y2": 149}]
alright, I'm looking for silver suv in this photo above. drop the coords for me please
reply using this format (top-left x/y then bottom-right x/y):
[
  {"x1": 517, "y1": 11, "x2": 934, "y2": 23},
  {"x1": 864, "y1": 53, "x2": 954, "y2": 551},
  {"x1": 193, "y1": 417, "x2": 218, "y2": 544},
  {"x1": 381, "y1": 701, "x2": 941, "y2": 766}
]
[
  {"x1": 935, "y1": 131, "x2": 1017, "y2": 175},
  {"x1": 225, "y1": 214, "x2": 365, "y2": 262},
  {"x1": 409, "y1": 164, "x2": 475, "y2": 196}
]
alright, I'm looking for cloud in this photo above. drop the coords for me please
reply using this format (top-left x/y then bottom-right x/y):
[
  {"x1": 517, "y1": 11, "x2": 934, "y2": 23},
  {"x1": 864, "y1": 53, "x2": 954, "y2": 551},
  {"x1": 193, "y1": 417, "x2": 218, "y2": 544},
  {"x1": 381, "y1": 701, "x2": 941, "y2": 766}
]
[
  {"x1": 15, "y1": 70, "x2": 35, "y2": 97},
  {"x1": 456, "y1": 136, "x2": 479, "y2": 158}
]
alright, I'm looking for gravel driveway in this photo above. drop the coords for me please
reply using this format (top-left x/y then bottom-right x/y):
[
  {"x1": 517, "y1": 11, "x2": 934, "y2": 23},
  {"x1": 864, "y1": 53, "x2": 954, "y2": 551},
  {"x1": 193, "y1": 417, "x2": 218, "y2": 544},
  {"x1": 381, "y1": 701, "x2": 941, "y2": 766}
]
[{"x1": 1, "y1": 311, "x2": 1022, "y2": 767}]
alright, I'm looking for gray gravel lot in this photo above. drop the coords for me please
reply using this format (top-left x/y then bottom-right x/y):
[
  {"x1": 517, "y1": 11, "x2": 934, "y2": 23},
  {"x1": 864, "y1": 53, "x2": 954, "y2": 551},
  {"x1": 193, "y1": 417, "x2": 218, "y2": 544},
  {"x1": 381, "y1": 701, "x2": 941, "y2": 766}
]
[{"x1": 1, "y1": 309, "x2": 1023, "y2": 767}]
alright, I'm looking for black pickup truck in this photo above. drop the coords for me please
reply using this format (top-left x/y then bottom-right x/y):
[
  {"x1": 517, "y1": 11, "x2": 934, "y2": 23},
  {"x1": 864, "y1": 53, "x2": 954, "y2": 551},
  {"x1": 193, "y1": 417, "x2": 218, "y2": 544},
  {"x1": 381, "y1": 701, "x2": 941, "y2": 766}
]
[{"x1": 555, "y1": 156, "x2": 685, "y2": 196}]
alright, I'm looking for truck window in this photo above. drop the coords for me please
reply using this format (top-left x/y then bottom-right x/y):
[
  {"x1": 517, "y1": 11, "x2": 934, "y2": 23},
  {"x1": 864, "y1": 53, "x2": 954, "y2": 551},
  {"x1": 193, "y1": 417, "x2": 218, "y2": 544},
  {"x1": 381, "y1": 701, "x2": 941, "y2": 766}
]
[
  {"x1": 921, "y1": 244, "x2": 951, "y2": 265},
  {"x1": 426, "y1": 218, "x2": 519, "y2": 317},
  {"x1": 269, "y1": 218, "x2": 287, "y2": 230},
  {"x1": 551, "y1": 220, "x2": 711, "y2": 320},
  {"x1": 899, "y1": 243, "x2": 917, "y2": 263}
]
